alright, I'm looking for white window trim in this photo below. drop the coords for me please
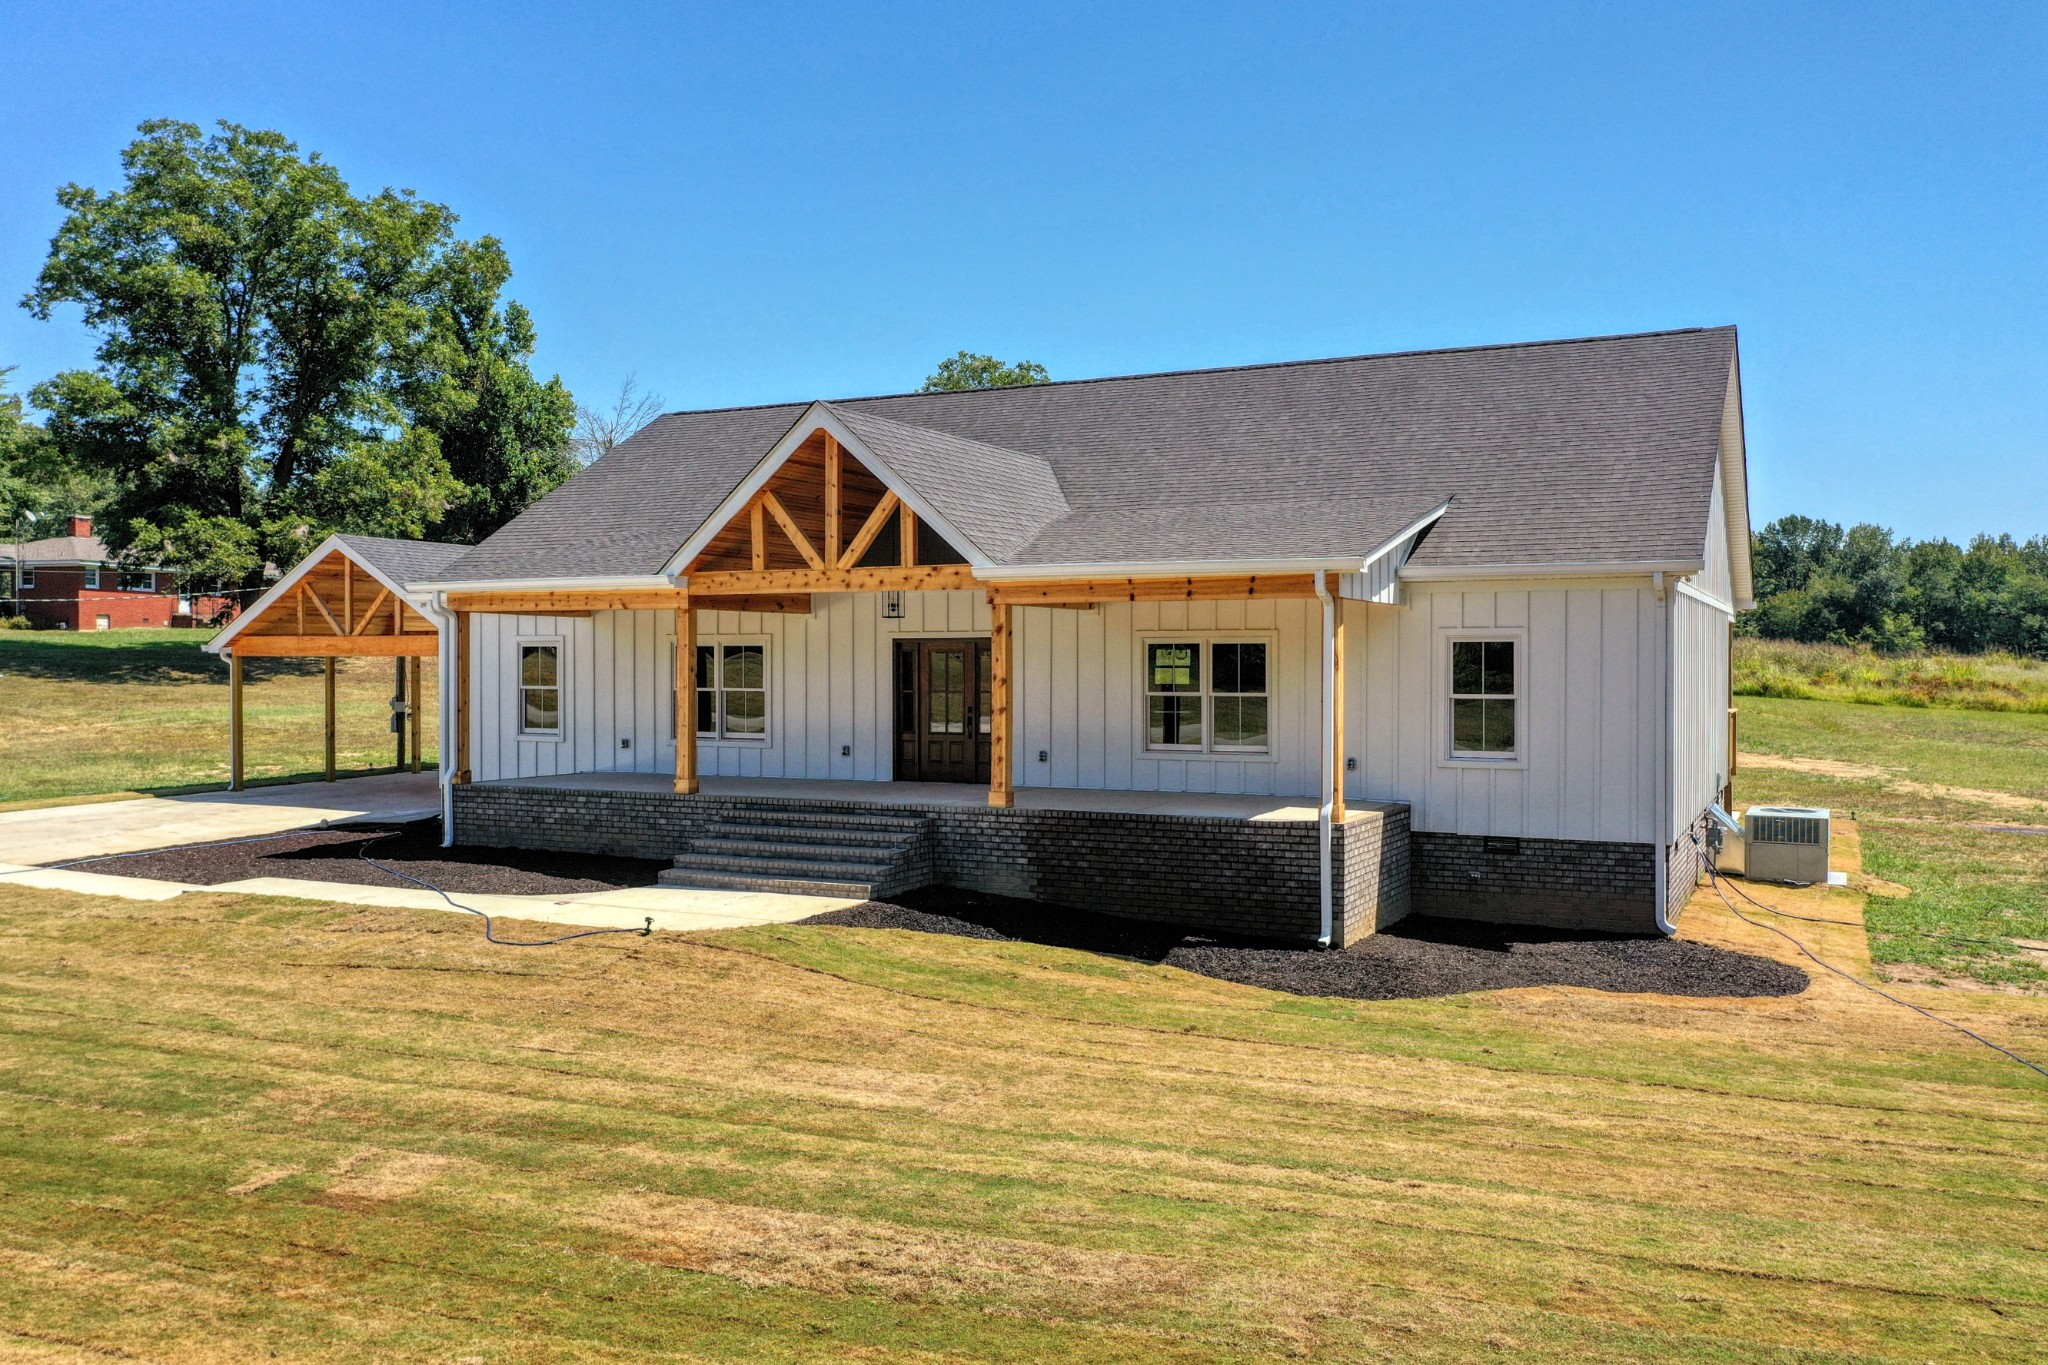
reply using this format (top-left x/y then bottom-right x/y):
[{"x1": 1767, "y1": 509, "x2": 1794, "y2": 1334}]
[
  {"x1": 18, "y1": 567, "x2": 33, "y2": 588},
  {"x1": 676, "y1": 633, "x2": 772, "y2": 745},
  {"x1": 516, "y1": 636, "x2": 567, "y2": 742},
  {"x1": 1136, "y1": 632, "x2": 1278, "y2": 759},
  {"x1": 83, "y1": 566, "x2": 100, "y2": 589},
  {"x1": 1436, "y1": 627, "x2": 1527, "y2": 768}
]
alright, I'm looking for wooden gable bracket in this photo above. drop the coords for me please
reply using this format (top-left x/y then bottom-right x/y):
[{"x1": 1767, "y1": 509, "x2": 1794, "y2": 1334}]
[
  {"x1": 760, "y1": 490, "x2": 826, "y2": 571},
  {"x1": 301, "y1": 582, "x2": 343, "y2": 634},
  {"x1": 837, "y1": 491, "x2": 900, "y2": 570},
  {"x1": 350, "y1": 586, "x2": 392, "y2": 635}
]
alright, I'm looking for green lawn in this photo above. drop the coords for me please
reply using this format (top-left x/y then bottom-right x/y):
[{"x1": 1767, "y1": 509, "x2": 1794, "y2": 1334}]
[
  {"x1": 1736, "y1": 695, "x2": 2048, "y2": 990},
  {"x1": 0, "y1": 883, "x2": 2043, "y2": 1362},
  {"x1": 0, "y1": 628, "x2": 436, "y2": 805}
]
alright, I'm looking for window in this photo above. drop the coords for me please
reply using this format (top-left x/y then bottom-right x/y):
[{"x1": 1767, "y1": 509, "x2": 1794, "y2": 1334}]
[
  {"x1": 690, "y1": 641, "x2": 769, "y2": 740},
  {"x1": 84, "y1": 566, "x2": 100, "y2": 589},
  {"x1": 119, "y1": 570, "x2": 154, "y2": 593},
  {"x1": 519, "y1": 643, "x2": 561, "y2": 736},
  {"x1": 1145, "y1": 639, "x2": 1270, "y2": 753},
  {"x1": 18, "y1": 568, "x2": 33, "y2": 589},
  {"x1": 1448, "y1": 639, "x2": 1517, "y2": 759}
]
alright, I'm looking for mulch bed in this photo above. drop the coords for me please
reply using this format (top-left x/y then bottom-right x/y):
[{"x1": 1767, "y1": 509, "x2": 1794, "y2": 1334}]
[
  {"x1": 90, "y1": 820, "x2": 668, "y2": 897},
  {"x1": 803, "y1": 887, "x2": 1810, "y2": 1001}
]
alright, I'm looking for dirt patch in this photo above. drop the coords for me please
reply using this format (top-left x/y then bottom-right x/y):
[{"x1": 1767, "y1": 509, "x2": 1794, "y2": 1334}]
[
  {"x1": 803, "y1": 888, "x2": 1809, "y2": 1002},
  {"x1": 1738, "y1": 752, "x2": 2048, "y2": 813},
  {"x1": 83, "y1": 819, "x2": 667, "y2": 895},
  {"x1": 587, "y1": 1191, "x2": 1199, "y2": 1306},
  {"x1": 322, "y1": 1148, "x2": 464, "y2": 1203}
]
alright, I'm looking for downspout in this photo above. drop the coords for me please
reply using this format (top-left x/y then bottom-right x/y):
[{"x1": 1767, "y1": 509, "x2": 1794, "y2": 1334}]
[
  {"x1": 1653, "y1": 571, "x2": 1675, "y2": 934},
  {"x1": 1315, "y1": 570, "x2": 1335, "y2": 948},
  {"x1": 425, "y1": 590, "x2": 457, "y2": 848}
]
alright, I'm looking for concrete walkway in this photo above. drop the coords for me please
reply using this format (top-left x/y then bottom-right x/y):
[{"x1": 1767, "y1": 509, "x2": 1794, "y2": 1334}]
[
  {"x1": 0, "y1": 771, "x2": 858, "y2": 933},
  {"x1": 0, "y1": 771, "x2": 444, "y2": 866}
]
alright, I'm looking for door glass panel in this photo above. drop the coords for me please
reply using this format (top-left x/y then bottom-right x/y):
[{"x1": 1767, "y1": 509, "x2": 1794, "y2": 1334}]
[
  {"x1": 928, "y1": 650, "x2": 964, "y2": 734},
  {"x1": 977, "y1": 646, "x2": 992, "y2": 735}
]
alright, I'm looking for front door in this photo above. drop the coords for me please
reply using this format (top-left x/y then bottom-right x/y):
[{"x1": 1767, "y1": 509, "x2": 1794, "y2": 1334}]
[{"x1": 894, "y1": 638, "x2": 992, "y2": 783}]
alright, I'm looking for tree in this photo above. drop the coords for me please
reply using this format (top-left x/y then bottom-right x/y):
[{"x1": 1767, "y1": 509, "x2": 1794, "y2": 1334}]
[
  {"x1": 572, "y1": 374, "x2": 665, "y2": 464},
  {"x1": 20, "y1": 119, "x2": 573, "y2": 584},
  {"x1": 919, "y1": 351, "x2": 1051, "y2": 393},
  {"x1": 2, "y1": 367, "x2": 112, "y2": 532}
]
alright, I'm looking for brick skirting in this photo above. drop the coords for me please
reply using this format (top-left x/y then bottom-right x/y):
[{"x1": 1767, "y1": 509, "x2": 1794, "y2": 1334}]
[
  {"x1": 1409, "y1": 830, "x2": 1662, "y2": 934},
  {"x1": 452, "y1": 784, "x2": 1410, "y2": 946}
]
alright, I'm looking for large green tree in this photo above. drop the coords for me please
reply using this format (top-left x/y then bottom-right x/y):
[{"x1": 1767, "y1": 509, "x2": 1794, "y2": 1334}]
[
  {"x1": 21, "y1": 119, "x2": 574, "y2": 585},
  {"x1": 1, "y1": 367, "x2": 113, "y2": 535},
  {"x1": 919, "y1": 351, "x2": 1050, "y2": 392}
]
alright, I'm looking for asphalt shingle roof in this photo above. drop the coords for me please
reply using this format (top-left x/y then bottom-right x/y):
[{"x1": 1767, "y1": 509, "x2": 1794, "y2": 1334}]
[
  {"x1": 437, "y1": 326, "x2": 1739, "y2": 583},
  {"x1": 331, "y1": 535, "x2": 471, "y2": 591}
]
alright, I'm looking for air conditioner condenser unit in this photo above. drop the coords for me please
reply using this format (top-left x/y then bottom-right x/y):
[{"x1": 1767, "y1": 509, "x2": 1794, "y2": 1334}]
[{"x1": 1741, "y1": 806, "x2": 1832, "y2": 885}]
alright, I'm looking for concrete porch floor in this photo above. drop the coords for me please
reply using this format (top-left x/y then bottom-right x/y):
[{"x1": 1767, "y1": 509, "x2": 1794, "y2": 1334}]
[{"x1": 477, "y1": 771, "x2": 1381, "y2": 823}]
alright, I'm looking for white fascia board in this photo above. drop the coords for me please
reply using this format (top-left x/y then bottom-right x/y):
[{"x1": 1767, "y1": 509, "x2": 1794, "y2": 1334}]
[
  {"x1": 1674, "y1": 578, "x2": 1735, "y2": 614},
  {"x1": 1360, "y1": 501, "x2": 1451, "y2": 566},
  {"x1": 1399, "y1": 558, "x2": 1704, "y2": 582},
  {"x1": 977, "y1": 556, "x2": 1362, "y2": 581},
  {"x1": 1720, "y1": 351, "x2": 1756, "y2": 609},
  {"x1": 411, "y1": 575, "x2": 676, "y2": 593},
  {"x1": 658, "y1": 403, "x2": 996, "y2": 576},
  {"x1": 208, "y1": 535, "x2": 437, "y2": 654}
]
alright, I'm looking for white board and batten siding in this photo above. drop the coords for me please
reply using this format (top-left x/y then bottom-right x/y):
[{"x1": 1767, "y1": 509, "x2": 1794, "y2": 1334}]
[
  {"x1": 469, "y1": 572, "x2": 1731, "y2": 850},
  {"x1": 466, "y1": 591, "x2": 1324, "y2": 794},
  {"x1": 1668, "y1": 462, "x2": 1737, "y2": 841}
]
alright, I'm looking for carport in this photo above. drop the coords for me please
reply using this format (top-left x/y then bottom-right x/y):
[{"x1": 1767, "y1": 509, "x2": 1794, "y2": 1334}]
[{"x1": 205, "y1": 535, "x2": 466, "y2": 790}]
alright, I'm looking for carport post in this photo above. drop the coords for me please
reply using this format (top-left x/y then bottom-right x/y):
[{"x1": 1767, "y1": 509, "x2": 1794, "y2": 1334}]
[
  {"x1": 323, "y1": 657, "x2": 337, "y2": 782},
  {"x1": 228, "y1": 653, "x2": 244, "y2": 792},
  {"x1": 393, "y1": 656, "x2": 406, "y2": 771},
  {"x1": 408, "y1": 656, "x2": 423, "y2": 773}
]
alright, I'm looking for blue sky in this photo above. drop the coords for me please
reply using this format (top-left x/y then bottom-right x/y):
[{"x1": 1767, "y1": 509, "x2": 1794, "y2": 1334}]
[{"x1": 3, "y1": 1, "x2": 2042, "y2": 543}]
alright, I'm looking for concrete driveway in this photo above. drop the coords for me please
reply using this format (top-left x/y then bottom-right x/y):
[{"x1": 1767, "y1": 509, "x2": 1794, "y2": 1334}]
[{"x1": 0, "y1": 771, "x2": 443, "y2": 867}]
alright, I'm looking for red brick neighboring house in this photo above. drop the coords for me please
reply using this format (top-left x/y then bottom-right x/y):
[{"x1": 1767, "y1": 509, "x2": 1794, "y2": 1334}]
[{"x1": 2, "y1": 515, "x2": 237, "y2": 630}]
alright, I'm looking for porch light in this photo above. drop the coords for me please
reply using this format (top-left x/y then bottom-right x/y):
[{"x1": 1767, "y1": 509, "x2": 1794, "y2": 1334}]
[{"x1": 882, "y1": 591, "x2": 905, "y2": 619}]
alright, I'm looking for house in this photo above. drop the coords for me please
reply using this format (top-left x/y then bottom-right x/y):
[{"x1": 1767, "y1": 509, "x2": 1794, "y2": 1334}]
[
  {"x1": 403, "y1": 326, "x2": 1749, "y2": 945},
  {"x1": 2, "y1": 515, "x2": 236, "y2": 630}
]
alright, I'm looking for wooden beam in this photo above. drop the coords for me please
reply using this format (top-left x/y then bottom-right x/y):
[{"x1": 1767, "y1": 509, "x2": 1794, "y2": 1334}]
[
  {"x1": 684, "y1": 565, "x2": 980, "y2": 594},
  {"x1": 228, "y1": 654, "x2": 244, "y2": 792},
  {"x1": 675, "y1": 600, "x2": 698, "y2": 794},
  {"x1": 445, "y1": 589, "x2": 678, "y2": 613},
  {"x1": 454, "y1": 611, "x2": 471, "y2": 783},
  {"x1": 692, "y1": 593, "x2": 813, "y2": 615},
  {"x1": 761, "y1": 490, "x2": 825, "y2": 571},
  {"x1": 229, "y1": 634, "x2": 440, "y2": 658},
  {"x1": 409, "y1": 655, "x2": 423, "y2": 775},
  {"x1": 838, "y1": 491, "x2": 900, "y2": 570},
  {"x1": 294, "y1": 587, "x2": 304, "y2": 634},
  {"x1": 323, "y1": 657, "x2": 337, "y2": 782},
  {"x1": 989, "y1": 599, "x2": 1013, "y2": 808},
  {"x1": 750, "y1": 501, "x2": 767, "y2": 572},
  {"x1": 343, "y1": 561, "x2": 354, "y2": 635},
  {"x1": 350, "y1": 586, "x2": 391, "y2": 635},
  {"x1": 1331, "y1": 597, "x2": 1347, "y2": 822},
  {"x1": 302, "y1": 584, "x2": 343, "y2": 634},
  {"x1": 900, "y1": 504, "x2": 919, "y2": 568},
  {"x1": 824, "y1": 434, "x2": 842, "y2": 567},
  {"x1": 988, "y1": 574, "x2": 1319, "y2": 606}
]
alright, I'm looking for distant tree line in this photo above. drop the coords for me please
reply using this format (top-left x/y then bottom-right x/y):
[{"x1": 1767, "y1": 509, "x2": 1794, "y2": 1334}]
[{"x1": 1744, "y1": 514, "x2": 2048, "y2": 657}]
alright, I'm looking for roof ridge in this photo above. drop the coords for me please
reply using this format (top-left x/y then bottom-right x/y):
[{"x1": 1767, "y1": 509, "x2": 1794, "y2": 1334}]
[{"x1": 654, "y1": 325, "x2": 1735, "y2": 418}]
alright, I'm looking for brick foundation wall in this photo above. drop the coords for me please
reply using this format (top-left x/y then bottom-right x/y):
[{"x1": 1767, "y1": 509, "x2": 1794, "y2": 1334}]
[
  {"x1": 452, "y1": 783, "x2": 1411, "y2": 945},
  {"x1": 1665, "y1": 809, "x2": 1711, "y2": 924},
  {"x1": 1410, "y1": 831, "x2": 1661, "y2": 934}
]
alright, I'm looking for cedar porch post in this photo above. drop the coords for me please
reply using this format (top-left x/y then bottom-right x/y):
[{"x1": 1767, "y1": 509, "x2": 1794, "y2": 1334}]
[
  {"x1": 1331, "y1": 597, "x2": 1347, "y2": 821},
  {"x1": 675, "y1": 597, "x2": 699, "y2": 794},
  {"x1": 323, "y1": 657, "x2": 338, "y2": 782},
  {"x1": 989, "y1": 598, "x2": 1013, "y2": 808},
  {"x1": 228, "y1": 653, "x2": 245, "y2": 792},
  {"x1": 410, "y1": 655, "x2": 424, "y2": 774},
  {"x1": 453, "y1": 611, "x2": 472, "y2": 784}
]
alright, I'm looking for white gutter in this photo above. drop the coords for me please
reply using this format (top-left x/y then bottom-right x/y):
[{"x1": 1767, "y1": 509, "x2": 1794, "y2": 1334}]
[
  {"x1": 1315, "y1": 569, "x2": 1335, "y2": 948},
  {"x1": 1654, "y1": 572, "x2": 1676, "y2": 934},
  {"x1": 978, "y1": 556, "x2": 1363, "y2": 581},
  {"x1": 1399, "y1": 558, "x2": 1703, "y2": 582},
  {"x1": 426, "y1": 590, "x2": 458, "y2": 847}
]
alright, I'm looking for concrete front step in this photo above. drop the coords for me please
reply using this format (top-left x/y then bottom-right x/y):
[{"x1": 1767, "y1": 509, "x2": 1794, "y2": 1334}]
[
  {"x1": 695, "y1": 822, "x2": 921, "y2": 848},
  {"x1": 672, "y1": 853, "x2": 894, "y2": 881},
  {"x1": 658, "y1": 867, "x2": 878, "y2": 897},
  {"x1": 711, "y1": 806, "x2": 930, "y2": 833},
  {"x1": 692, "y1": 835, "x2": 911, "y2": 861}
]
